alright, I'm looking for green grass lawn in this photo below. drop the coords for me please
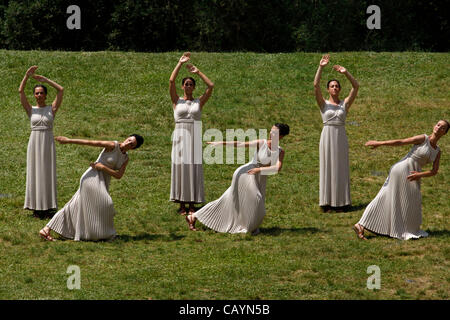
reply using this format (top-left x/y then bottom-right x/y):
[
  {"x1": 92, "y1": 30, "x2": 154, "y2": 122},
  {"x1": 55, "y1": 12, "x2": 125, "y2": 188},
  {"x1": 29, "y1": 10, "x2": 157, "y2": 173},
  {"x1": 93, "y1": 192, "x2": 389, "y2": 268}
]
[{"x1": 0, "y1": 50, "x2": 448, "y2": 300}]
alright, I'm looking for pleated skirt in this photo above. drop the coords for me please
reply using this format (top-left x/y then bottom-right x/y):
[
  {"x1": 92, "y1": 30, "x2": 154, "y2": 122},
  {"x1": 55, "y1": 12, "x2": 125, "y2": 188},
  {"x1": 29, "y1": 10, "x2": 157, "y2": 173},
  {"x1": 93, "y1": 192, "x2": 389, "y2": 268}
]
[
  {"x1": 358, "y1": 157, "x2": 428, "y2": 240},
  {"x1": 24, "y1": 129, "x2": 57, "y2": 210},
  {"x1": 47, "y1": 168, "x2": 116, "y2": 241},
  {"x1": 170, "y1": 122, "x2": 205, "y2": 203},
  {"x1": 194, "y1": 163, "x2": 267, "y2": 234},
  {"x1": 319, "y1": 125, "x2": 351, "y2": 207}
]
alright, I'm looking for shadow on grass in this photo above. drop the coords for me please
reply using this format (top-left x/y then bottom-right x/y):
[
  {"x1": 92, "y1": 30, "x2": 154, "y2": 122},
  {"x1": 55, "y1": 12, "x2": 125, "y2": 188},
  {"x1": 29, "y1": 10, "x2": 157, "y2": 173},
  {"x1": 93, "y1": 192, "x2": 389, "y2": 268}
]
[
  {"x1": 426, "y1": 230, "x2": 450, "y2": 238},
  {"x1": 260, "y1": 227, "x2": 322, "y2": 236},
  {"x1": 346, "y1": 203, "x2": 370, "y2": 213},
  {"x1": 51, "y1": 233, "x2": 186, "y2": 242},
  {"x1": 116, "y1": 232, "x2": 185, "y2": 242},
  {"x1": 318, "y1": 203, "x2": 369, "y2": 214},
  {"x1": 362, "y1": 229, "x2": 450, "y2": 240}
]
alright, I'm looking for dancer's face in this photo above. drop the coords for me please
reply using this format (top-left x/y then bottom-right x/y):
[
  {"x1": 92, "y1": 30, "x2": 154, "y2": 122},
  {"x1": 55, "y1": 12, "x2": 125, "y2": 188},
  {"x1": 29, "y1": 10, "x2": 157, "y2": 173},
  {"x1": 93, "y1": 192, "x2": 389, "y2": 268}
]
[
  {"x1": 270, "y1": 126, "x2": 281, "y2": 140},
  {"x1": 182, "y1": 79, "x2": 195, "y2": 94},
  {"x1": 122, "y1": 136, "x2": 137, "y2": 151},
  {"x1": 433, "y1": 120, "x2": 448, "y2": 137},
  {"x1": 34, "y1": 87, "x2": 47, "y2": 104},
  {"x1": 327, "y1": 81, "x2": 341, "y2": 97}
]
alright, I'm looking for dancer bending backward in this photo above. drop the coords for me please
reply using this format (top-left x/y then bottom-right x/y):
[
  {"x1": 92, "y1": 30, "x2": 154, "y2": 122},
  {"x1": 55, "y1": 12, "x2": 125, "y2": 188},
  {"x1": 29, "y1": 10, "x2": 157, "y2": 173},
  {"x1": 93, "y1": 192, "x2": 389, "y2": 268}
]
[
  {"x1": 186, "y1": 123, "x2": 290, "y2": 235},
  {"x1": 39, "y1": 134, "x2": 144, "y2": 241},
  {"x1": 19, "y1": 66, "x2": 64, "y2": 217},
  {"x1": 314, "y1": 54, "x2": 359, "y2": 213},
  {"x1": 169, "y1": 52, "x2": 214, "y2": 215},
  {"x1": 354, "y1": 120, "x2": 449, "y2": 240}
]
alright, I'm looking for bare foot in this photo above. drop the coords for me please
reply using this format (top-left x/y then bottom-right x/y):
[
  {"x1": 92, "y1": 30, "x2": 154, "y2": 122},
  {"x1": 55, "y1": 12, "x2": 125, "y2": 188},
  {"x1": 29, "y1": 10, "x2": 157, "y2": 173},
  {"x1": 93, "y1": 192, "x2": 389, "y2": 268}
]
[
  {"x1": 39, "y1": 227, "x2": 54, "y2": 241},
  {"x1": 185, "y1": 214, "x2": 197, "y2": 231},
  {"x1": 353, "y1": 224, "x2": 367, "y2": 240}
]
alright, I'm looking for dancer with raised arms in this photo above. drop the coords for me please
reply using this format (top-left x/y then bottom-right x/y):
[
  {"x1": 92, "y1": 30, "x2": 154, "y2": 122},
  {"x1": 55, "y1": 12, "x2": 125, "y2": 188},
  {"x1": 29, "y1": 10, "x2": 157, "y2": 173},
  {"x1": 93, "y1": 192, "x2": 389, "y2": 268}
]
[
  {"x1": 19, "y1": 66, "x2": 64, "y2": 218},
  {"x1": 314, "y1": 54, "x2": 359, "y2": 213},
  {"x1": 169, "y1": 52, "x2": 215, "y2": 215}
]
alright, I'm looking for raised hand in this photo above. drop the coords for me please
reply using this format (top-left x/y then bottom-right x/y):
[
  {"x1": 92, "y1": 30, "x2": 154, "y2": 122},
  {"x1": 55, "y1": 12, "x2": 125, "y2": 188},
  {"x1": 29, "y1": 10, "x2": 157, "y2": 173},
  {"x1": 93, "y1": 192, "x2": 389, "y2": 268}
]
[
  {"x1": 319, "y1": 54, "x2": 330, "y2": 67},
  {"x1": 333, "y1": 65, "x2": 347, "y2": 74},
  {"x1": 179, "y1": 52, "x2": 191, "y2": 64},
  {"x1": 365, "y1": 141, "x2": 379, "y2": 149},
  {"x1": 55, "y1": 136, "x2": 70, "y2": 144},
  {"x1": 26, "y1": 66, "x2": 38, "y2": 77},
  {"x1": 186, "y1": 63, "x2": 199, "y2": 74},
  {"x1": 32, "y1": 74, "x2": 48, "y2": 83}
]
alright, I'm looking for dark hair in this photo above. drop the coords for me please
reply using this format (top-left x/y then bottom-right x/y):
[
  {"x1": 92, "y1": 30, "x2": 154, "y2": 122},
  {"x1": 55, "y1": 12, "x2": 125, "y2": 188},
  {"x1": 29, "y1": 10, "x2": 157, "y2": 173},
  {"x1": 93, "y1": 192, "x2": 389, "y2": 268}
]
[
  {"x1": 442, "y1": 120, "x2": 450, "y2": 134},
  {"x1": 33, "y1": 84, "x2": 47, "y2": 94},
  {"x1": 182, "y1": 77, "x2": 196, "y2": 87},
  {"x1": 327, "y1": 79, "x2": 341, "y2": 89},
  {"x1": 274, "y1": 123, "x2": 290, "y2": 137},
  {"x1": 130, "y1": 134, "x2": 144, "y2": 149}
]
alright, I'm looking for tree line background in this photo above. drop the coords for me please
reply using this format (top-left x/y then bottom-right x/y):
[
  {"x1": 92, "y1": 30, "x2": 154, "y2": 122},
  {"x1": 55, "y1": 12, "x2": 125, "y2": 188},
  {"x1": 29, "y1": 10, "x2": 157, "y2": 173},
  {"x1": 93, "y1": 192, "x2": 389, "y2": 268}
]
[{"x1": 0, "y1": 0, "x2": 448, "y2": 52}]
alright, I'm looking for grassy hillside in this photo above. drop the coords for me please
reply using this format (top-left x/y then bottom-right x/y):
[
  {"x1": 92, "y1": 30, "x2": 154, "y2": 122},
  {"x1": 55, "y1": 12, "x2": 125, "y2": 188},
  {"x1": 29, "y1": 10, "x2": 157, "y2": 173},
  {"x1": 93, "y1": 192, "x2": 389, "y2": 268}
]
[{"x1": 0, "y1": 50, "x2": 448, "y2": 299}]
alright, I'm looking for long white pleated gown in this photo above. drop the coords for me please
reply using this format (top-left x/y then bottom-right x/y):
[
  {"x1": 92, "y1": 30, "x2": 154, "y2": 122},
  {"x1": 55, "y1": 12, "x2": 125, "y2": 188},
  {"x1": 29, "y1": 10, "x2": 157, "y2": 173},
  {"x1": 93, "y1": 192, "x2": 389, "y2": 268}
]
[
  {"x1": 319, "y1": 100, "x2": 351, "y2": 207},
  {"x1": 170, "y1": 98, "x2": 205, "y2": 203},
  {"x1": 359, "y1": 134, "x2": 440, "y2": 240},
  {"x1": 24, "y1": 106, "x2": 57, "y2": 210},
  {"x1": 47, "y1": 142, "x2": 128, "y2": 241},
  {"x1": 194, "y1": 140, "x2": 280, "y2": 234}
]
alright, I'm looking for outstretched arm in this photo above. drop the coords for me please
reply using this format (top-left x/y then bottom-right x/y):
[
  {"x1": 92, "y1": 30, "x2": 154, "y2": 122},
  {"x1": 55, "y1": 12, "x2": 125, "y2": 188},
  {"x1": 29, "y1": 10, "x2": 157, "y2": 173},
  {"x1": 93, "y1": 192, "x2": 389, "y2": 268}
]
[
  {"x1": 207, "y1": 139, "x2": 265, "y2": 148},
  {"x1": 365, "y1": 134, "x2": 425, "y2": 149},
  {"x1": 91, "y1": 158, "x2": 129, "y2": 179},
  {"x1": 169, "y1": 52, "x2": 190, "y2": 106},
  {"x1": 32, "y1": 74, "x2": 64, "y2": 115},
  {"x1": 18, "y1": 66, "x2": 37, "y2": 117},
  {"x1": 55, "y1": 136, "x2": 115, "y2": 151},
  {"x1": 186, "y1": 64, "x2": 214, "y2": 109},
  {"x1": 407, "y1": 150, "x2": 441, "y2": 181},
  {"x1": 333, "y1": 65, "x2": 359, "y2": 110},
  {"x1": 314, "y1": 54, "x2": 329, "y2": 109}
]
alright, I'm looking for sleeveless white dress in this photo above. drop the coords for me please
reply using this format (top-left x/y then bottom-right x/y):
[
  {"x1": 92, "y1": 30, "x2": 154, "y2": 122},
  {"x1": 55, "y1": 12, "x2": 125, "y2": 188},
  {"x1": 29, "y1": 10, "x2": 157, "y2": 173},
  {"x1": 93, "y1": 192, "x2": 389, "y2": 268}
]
[
  {"x1": 358, "y1": 134, "x2": 440, "y2": 240},
  {"x1": 46, "y1": 142, "x2": 128, "y2": 241},
  {"x1": 194, "y1": 140, "x2": 280, "y2": 234},
  {"x1": 170, "y1": 98, "x2": 205, "y2": 203},
  {"x1": 319, "y1": 100, "x2": 351, "y2": 207},
  {"x1": 24, "y1": 105, "x2": 57, "y2": 210}
]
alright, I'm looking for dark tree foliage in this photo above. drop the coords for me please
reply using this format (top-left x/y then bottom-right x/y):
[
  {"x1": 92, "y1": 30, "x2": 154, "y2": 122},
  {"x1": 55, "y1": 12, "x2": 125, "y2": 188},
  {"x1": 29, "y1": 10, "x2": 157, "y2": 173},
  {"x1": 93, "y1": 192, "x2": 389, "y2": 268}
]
[{"x1": 0, "y1": 0, "x2": 448, "y2": 52}]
